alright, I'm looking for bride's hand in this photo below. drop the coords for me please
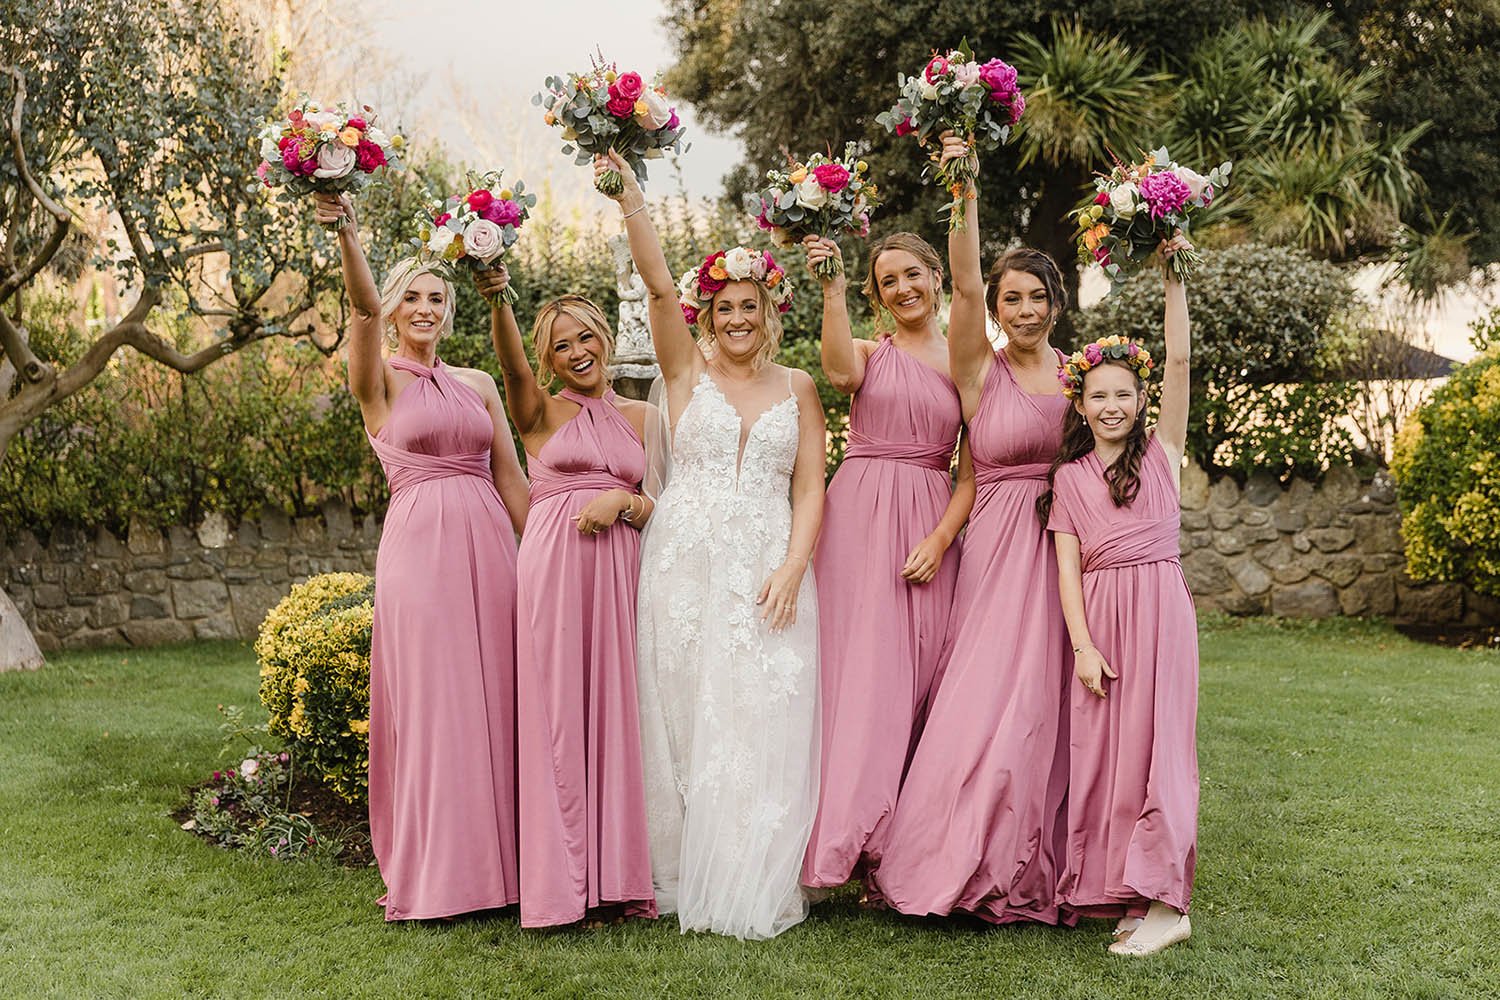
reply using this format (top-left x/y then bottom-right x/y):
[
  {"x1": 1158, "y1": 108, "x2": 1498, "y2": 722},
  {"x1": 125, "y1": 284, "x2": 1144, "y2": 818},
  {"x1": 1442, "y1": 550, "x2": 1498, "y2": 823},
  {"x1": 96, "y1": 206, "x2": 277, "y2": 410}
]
[{"x1": 757, "y1": 558, "x2": 806, "y2": 633}]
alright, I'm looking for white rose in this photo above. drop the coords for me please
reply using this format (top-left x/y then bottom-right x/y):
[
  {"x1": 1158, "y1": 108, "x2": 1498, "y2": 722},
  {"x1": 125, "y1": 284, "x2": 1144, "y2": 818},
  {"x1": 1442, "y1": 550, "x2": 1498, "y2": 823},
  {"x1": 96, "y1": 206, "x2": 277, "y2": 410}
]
[
  {"x1": 239, "y1": 758, "x2": 259, "y2": 778},
  {"x1": 463, "y1": 219, "x2": 505, "y2": 264},
  {"x1": 364, "y1": 125, "x2": 388, "y2": 148},
  {"x1": 638, "y1": 89, "x2": 673, "y2": 129},
  {"x1": 722, "y1": 246, "x2": 755, "y2": 280},
  {"x1": 1177, "y1": 166, "x2": 1209, "y2": 202},
  {"x1": 794, "y1": 177, "x2": 829, "y2": 210},
  {"x1": 1109, "y1": 182, "x2": 1139, "y2": 220},
  {"x1": 313, "y1": 141, "x2": 356, "y2": 179},
  {"x1": 260, "y1": 136, "x2": 279, "y2": 161},
  {"x1": 426, "y1": 227, "x2": 456, "y2": 254},
  {"x1": 919, "y1": 78, "x2": 940, "y2": 100},
  {"x1": 953, "y1": 61, "x2": 981, "y2": 87}
]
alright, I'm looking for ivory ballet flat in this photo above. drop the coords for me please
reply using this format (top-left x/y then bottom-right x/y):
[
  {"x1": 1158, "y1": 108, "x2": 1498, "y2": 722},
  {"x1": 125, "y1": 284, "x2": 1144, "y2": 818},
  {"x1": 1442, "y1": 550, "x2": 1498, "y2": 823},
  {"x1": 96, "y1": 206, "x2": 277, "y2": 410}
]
[
  {"x1": 1108, "y1": 914, "x2": 1191, "y2": 956},
  {"x1": 1112, "y1": 916, "x2": 1144, "y2": 940}
]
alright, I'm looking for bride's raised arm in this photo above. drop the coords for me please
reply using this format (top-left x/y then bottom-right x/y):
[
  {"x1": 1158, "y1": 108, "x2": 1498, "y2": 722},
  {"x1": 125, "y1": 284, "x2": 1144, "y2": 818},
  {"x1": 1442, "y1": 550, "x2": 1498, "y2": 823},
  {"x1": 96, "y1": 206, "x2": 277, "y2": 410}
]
[{"x1": 596, "y1": 151, "x2": 702, "y2": 389}]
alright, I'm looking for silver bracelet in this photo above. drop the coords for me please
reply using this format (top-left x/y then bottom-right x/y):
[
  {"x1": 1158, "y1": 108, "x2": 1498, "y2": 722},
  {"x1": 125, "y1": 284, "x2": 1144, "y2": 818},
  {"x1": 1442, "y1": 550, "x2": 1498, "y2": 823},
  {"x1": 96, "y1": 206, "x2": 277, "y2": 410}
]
[{"x1": 621, "y1": 202, "x2": 646, "y2": 221}]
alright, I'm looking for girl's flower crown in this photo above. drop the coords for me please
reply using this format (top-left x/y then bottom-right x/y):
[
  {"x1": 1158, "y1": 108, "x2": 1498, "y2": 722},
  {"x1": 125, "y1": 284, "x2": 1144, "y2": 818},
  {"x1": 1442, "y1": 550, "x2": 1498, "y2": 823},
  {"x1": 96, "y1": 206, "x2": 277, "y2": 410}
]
[
  {"x1": 678, "y1": 246, "x2": 793, "y2": 325},
  {"x1": 1058, "y1": 335, "x2": 1155, "y2": 399}
]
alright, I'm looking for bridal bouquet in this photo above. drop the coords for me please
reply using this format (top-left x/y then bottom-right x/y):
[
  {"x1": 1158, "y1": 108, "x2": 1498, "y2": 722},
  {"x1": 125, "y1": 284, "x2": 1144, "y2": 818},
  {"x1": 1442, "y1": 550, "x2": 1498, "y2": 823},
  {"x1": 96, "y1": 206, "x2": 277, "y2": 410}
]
[
  {"x1": 875, "y1": 41, "x2": 1025, "y2": 231},
  {"x1": 255, "y1": 98, "x2": 403, "y2": 229},
  {"x1": 748, "y1": 144, "x2": 880, "y2": 278},
  {"x1": 535, "y1": 58, "x2": 688, "y2": 195},
  {"x1": 1073, "y1": 149, "x2": 1232, "y2": 285},
  {"x1": 410, "y1": 171, "x2": 536, "y2": 305}
]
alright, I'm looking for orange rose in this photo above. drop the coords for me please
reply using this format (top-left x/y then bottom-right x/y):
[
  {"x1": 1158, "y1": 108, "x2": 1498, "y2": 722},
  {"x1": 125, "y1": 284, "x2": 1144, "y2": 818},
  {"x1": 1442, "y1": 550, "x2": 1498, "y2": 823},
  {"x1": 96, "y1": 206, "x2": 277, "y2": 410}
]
[
  {"x1": 338, "y1": 127, "x2": 361, "y2": 148},
  {"x1": 766, "y1": 270, "x2": 783, "y2": 287}
]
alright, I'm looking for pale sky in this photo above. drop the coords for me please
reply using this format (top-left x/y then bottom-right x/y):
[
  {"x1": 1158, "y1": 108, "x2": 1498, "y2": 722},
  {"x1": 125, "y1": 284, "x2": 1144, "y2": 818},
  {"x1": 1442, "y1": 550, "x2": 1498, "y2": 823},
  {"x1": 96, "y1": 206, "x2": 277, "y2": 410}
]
[{"x1": 357, "y1": 0, "x2": 1489, "y2": 360}]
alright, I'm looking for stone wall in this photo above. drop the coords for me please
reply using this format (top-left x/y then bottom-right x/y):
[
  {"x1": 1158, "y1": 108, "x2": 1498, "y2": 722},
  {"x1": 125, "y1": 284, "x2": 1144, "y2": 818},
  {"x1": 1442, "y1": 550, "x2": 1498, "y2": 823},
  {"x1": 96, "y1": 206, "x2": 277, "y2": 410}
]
[
  {"x1": 1179, "y1": 463, "x2": 1494, "y2": 624},
  {"x1": 2, "y1": 502, "x2": 378, "y2": 654},
  {"x1": 2, "y1": 466, "x2": 1493, "y2": 654}
]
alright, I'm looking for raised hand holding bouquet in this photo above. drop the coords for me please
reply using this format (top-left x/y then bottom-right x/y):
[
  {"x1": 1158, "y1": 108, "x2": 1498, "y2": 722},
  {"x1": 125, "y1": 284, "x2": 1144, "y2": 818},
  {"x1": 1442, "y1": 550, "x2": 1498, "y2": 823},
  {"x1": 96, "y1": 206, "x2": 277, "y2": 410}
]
[
  {"x1": 410, "y1": 170, "x2": 536, "y2": 305},
  {"x1": 256, "y1": 98, "x2": 402, "y2": 229},
  {"x1": 536, "y1": 58, "x2": 687, "y2": 196},
  {"x1": 749, "y1": 143, "x2": 880, "y2": 279},
  {"x1": 875, "y1": 41, "x2": 1024, "y2": 231},
  {"x1": 1074, "y1": 148, "x2": 1231, "y2": 285}
]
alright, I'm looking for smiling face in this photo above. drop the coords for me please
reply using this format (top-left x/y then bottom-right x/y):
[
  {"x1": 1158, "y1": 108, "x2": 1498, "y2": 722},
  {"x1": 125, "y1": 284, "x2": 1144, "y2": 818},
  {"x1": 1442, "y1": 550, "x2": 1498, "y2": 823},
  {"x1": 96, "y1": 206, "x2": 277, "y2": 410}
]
[
  {"x1": 991, "y1": 268, "x2": 1055, "y2": 349},
  {"x1": 872, "y1": 248, "x2": 941, "y2": 329},
  {"x1": 390, "y1": 272, "x2": 448, "y2": 351},
  {"x1": 545, "y1": 311, "x2": 609, "y2": 393},
  {"x1": 1076, "y1": 361, "x2": 1147, "y2": 446},
  {"x1": 708, "y1": 279, "x2": 772, "y2": 365}
]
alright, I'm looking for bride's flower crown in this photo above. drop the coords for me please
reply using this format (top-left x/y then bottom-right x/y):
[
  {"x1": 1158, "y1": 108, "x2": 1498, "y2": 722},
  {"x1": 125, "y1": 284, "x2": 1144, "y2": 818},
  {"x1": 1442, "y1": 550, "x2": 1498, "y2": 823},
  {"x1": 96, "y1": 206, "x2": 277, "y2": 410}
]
[
  {"x1": 678, "y1": 246, "x2": 794, "y2": 325},
  {"x1": 1058, "y1": 335, "x2": 1155, "y2": 399}
]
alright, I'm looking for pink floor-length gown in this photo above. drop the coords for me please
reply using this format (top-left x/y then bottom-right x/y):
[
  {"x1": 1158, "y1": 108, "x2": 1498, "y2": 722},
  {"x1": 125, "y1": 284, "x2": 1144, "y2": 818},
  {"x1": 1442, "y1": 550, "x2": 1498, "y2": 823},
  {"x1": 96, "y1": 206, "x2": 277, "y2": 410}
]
[
  {"x1": 365, "y1": 356, "x2": 520, "y2": 921},
  {"x1": 516, "y1": 387, "x2": 657, "y2": 927},
  {"x1": 869, "y1": 349, "x2": 1072, "y2": 924},
  {"x1": 1047, "y1": 435, "x2": 1199, "y2": 916},
  {"x1": 802, "y1": 336, "x2": 963, "y2": 888}
]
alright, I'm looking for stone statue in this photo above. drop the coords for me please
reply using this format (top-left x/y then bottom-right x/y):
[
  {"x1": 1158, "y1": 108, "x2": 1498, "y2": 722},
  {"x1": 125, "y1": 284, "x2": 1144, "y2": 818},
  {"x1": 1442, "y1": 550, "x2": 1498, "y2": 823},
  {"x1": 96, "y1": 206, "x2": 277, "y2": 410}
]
[{"x1": 608, "y1": 233, "x2": 659, "y2": 398}]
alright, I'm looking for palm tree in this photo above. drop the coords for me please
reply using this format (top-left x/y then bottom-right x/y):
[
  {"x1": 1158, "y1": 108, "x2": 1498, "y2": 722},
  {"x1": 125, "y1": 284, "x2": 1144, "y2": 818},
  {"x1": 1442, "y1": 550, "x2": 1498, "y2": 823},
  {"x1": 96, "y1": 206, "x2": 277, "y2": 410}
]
[{"x1": 1011, "y1": 19, "x2": 1171, "y2": 337}]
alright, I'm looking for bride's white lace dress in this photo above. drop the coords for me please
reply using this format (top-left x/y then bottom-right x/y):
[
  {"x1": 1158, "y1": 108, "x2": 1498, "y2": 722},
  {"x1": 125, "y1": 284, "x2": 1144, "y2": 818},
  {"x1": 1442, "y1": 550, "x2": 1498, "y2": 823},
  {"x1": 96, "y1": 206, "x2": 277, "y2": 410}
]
[{"x1": 636, "y1": 371, "x2": 820, "y2": 940}]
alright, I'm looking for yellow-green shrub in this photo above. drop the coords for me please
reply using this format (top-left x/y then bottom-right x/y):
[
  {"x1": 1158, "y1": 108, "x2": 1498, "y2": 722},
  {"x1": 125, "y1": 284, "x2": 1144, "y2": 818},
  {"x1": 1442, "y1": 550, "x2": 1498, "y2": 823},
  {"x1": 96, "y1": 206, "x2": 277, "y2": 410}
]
[
  {"x1": 255, "y1": 573, "x2": 374, "y2": 803},
  {"x1": 1391, "y1": 348, "x2": 1500, "y2": 596}
]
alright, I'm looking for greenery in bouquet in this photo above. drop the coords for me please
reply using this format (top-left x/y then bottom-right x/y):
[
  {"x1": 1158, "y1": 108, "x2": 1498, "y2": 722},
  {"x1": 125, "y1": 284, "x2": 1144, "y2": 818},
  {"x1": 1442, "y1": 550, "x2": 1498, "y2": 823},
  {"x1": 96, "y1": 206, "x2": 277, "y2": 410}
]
[
  {"x1": 535, "y1": 57, "x2": 688, "y2": 195},
  {"x1": 875, "y1": 40, "x2": 1025, "y2": 232},
  {"x1": 749, "y1": 143, "x2": 880, "y2": 278},
  {"x1": 411, "y1": 170, "x2": 536, "y2": 305},
  {"x1": 1074, "y1": 148, "x2": 1232, "y2": 286},
  {"x1": 255, "y1": 97, "x2": 403, "y2": 229}
]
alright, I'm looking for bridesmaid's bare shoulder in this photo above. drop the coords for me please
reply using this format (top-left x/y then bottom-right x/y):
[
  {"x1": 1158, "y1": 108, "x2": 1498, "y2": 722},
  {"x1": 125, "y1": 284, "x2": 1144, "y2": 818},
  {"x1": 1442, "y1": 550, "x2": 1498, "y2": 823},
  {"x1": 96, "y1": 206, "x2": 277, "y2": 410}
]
[
  {"x1": 613, "y1": 396, "x2": 657, "y2": 441},
  {"x1": 445, "y1": 365, "x2": 502, "y2": 402}
]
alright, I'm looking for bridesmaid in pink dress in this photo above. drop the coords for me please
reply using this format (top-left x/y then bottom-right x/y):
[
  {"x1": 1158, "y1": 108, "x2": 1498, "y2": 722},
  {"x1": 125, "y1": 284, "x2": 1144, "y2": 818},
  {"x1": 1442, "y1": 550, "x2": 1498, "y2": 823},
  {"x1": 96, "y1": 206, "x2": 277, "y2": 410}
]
[
  {"x1": 869, "y1": 136, "x2": 1072, "y2": 924},
  {"x1": 1041, "y1": 237, "x2": 1198, "y2": 956},
  {"x1": 314, "y1": 194, "x2": 530, "y2": 921},
  {"x1": 475, "y1": 267, "x2": 658, "y2": 928},
  {"x1": 798, "y1": 234, "x2": 973, "y2": 890}
]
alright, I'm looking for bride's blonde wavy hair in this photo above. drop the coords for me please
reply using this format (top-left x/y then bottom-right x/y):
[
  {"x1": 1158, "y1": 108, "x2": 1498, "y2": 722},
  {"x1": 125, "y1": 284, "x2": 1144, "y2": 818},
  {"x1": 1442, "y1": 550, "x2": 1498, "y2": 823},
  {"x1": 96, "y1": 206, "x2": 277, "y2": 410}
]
[{"x1": 379, "y1": 257, "x2": 456, "y2": 351}]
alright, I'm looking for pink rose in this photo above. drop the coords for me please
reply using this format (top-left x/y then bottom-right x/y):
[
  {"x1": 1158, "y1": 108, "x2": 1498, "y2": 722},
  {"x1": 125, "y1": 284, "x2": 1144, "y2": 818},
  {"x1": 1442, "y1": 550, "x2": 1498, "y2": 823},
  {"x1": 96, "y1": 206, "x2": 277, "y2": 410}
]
[
  {"x1": 434, "y1": 212, "x2": 451, "y2": 226},
  {"x1": 483, "y1": 199, "x2": 523, "y2": 228},
  {"x1": 354, "y1": 139, "x2": 386, "y2": 172},
  {"x1": 811, "y1": 163, "x2": 851, "y2": 193},
  {"x1": 614, "y1": 72, "x2": 644, "y2": 102},
  {"x1": 755, "y1": 200, "x2": 774, "y2": 231},
  {"x1": 924, "y1": 56, "x2": 950, "y2": 83},
  {"x1": 467, "y1": 188, "x2": 494, "y2": 213},
  {"x1": 1084, "y1": 343, "x2": 1103, "y2": 365},
  {"x1": 895, "y1": 116, "x2": 915, "y2": 137},
  {"x1": 1094, "y1": 190, "x2": 1110, "y2": 206},
  {"x1": 606, "y1": 93, "x2": 636, "y2": 118},
  {"x1": 953, "y1": 62, "x2": 981, "y2": 88},
  {"x1": 681, "y1": 303, "x2": 700, "y2": 325},
  {"x1": 346, "y1": 116, "x2": 366, "y2": 131},
  {"x1": 255, "y1": 161, "x2": 270, "y2": 186}
]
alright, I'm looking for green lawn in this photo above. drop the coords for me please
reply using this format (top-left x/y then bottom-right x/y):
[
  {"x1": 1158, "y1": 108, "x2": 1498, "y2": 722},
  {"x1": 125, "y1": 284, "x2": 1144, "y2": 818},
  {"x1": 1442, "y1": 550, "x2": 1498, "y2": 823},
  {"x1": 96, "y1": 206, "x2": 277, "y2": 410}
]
[{"x1": 1, "y1": 618, "x2": 1496, "y2": 999}]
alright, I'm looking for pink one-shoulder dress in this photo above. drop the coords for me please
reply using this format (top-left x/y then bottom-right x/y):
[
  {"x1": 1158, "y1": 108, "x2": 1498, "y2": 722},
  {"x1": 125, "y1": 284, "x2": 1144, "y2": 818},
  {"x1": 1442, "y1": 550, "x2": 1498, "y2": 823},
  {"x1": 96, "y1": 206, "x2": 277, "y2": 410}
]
[
  {"x1": 1047, "y1": 435, "x2": 1199, "y2": 917},
  {"x1": 870, "y1": 350, "x2": 1072, "y2": 924},
  {"x1": 802, "y1": 336, "x2": 963, "y2": 888},
  {"x1": 365, "y1": 357, "x2": 520, "y2": 921},
  {"x1": 516, "y1": 387, "x2": 656, "y2": 927}
]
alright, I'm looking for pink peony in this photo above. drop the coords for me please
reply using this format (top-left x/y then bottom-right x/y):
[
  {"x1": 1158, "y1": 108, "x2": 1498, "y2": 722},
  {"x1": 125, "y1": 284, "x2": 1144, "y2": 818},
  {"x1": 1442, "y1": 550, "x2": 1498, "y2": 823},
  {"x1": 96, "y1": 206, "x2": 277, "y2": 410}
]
[
  {"x1": 811, "y1": 162, "x2": 851, "y2": 193},
  {"x1": 697, "y1": 253, "x2": 727, "y2": 294},
  {"x1": 354, "y1": 139, "x2": 386, "y2": 172},
  {"x1": 681, "y1": 303, "x2": 700, "y2": 325},
  {"x1": 1137, "y1": 170, "x2": 1192, "y2": 220},
  {"x1": 979, "y1": 59, "x2": 1018, "y2": 98},
  {"x1": 606, "y1": 93, "x2": 636, "y2": 118},
  {"x1": 483, "y1": 199, "x2": 523, "y2": 228},
  {"x1": 666, "y1": 108, "x2": 680, "y2": 131},
  {"x1": 1006, "y1": 92, "x2": 1025, "y2": 125},
  {"x1": 895, "y1": 116, "x2": 915, "y2": 137},
  {"x1": 614, "y1": 72, "x2": 644, "y2": 102},
  {"x1": 924, "y1": 56, "x2": 950, "y2": 83},
  {"x1": 346, "y1": 116, "x2": 366, "y2": 131},
  {"x1": 467, "y1": 188, "x2": 494, "y2": 213}
]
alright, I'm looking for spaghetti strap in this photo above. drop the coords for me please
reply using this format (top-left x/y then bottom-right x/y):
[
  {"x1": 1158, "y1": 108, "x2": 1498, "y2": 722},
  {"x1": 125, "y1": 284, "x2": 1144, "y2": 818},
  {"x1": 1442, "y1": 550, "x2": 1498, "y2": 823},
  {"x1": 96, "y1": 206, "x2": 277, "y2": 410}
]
[{"x1": 785, "y1": 368, "x2": 795, "y2": 395}]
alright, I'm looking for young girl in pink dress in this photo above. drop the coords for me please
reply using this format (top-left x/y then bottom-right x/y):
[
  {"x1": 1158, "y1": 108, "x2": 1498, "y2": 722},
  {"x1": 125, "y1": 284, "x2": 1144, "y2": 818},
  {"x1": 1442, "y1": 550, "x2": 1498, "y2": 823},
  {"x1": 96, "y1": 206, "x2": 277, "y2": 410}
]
[
  {"x1": 869, "y1": 135, "x2": 1072, "y2": 924},
  {"x1": 798, "y1": 234, "x2": 972, "y2": 891},
  {"x1": 474, "y1": 265, "x2": 659, "y2": 929},
  {"x1": 1039, "y1": 236, "x2": 1199, "y2": 956},
  {"x1": 313, "y1": 193, "x2": 530, "y2": 922}
]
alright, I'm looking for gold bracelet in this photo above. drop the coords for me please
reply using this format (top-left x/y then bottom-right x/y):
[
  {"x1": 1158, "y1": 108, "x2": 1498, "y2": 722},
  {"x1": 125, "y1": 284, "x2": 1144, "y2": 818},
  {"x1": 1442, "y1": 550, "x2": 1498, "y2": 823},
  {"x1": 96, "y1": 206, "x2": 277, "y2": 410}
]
[{"x1": 621, "y1": 493, "x2": 640, "y2": 522}]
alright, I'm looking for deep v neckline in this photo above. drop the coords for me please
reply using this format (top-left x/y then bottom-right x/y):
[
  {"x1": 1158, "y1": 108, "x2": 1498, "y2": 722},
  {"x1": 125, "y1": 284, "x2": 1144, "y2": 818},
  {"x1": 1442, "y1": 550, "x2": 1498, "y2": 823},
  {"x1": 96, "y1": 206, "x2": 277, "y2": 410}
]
[{"x1": 696, "y1": 372, "x2": 798, "y2": 481}]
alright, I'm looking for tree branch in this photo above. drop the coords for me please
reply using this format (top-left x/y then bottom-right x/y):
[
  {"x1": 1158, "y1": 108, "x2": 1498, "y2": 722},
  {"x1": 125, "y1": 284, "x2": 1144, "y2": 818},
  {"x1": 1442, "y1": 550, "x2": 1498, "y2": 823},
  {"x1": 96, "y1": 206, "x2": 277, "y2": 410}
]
[
  {"x1": 0, "y1": 306, "x2": 46, "y2": 383},
  {"x1": 2, "y1": 66, "x2": 70, "y2": 222},
  {"x1": 0, "y1": 66, "x2": 73, "y2": 306}
]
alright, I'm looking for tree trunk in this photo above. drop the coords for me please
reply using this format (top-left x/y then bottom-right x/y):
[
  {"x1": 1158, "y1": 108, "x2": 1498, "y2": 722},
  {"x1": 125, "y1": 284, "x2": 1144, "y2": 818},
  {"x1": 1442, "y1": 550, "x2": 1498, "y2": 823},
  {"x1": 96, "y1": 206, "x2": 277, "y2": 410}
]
[
  {"x1": 1028, "y1": 166, "x2": 1090, "y2": 349},
  {"x1": 1, "y1": 587, "x2": 44, "y2": 673}
]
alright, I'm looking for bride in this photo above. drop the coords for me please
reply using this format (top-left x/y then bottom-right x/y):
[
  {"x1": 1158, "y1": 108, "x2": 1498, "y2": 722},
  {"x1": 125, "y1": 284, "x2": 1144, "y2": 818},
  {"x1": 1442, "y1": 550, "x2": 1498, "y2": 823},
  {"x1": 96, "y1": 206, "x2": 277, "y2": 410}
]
[{"x1": 598, "y1": 152, "x2": 825, "y2": 940}]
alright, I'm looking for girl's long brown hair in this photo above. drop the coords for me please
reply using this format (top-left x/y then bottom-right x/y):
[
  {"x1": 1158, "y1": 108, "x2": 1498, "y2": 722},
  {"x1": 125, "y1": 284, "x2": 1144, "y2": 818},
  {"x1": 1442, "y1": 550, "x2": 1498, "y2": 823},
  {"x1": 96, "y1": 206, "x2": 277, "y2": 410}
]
[{"x1": 1035, "y1": 360, "x2": 1150, "y2": 526}]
